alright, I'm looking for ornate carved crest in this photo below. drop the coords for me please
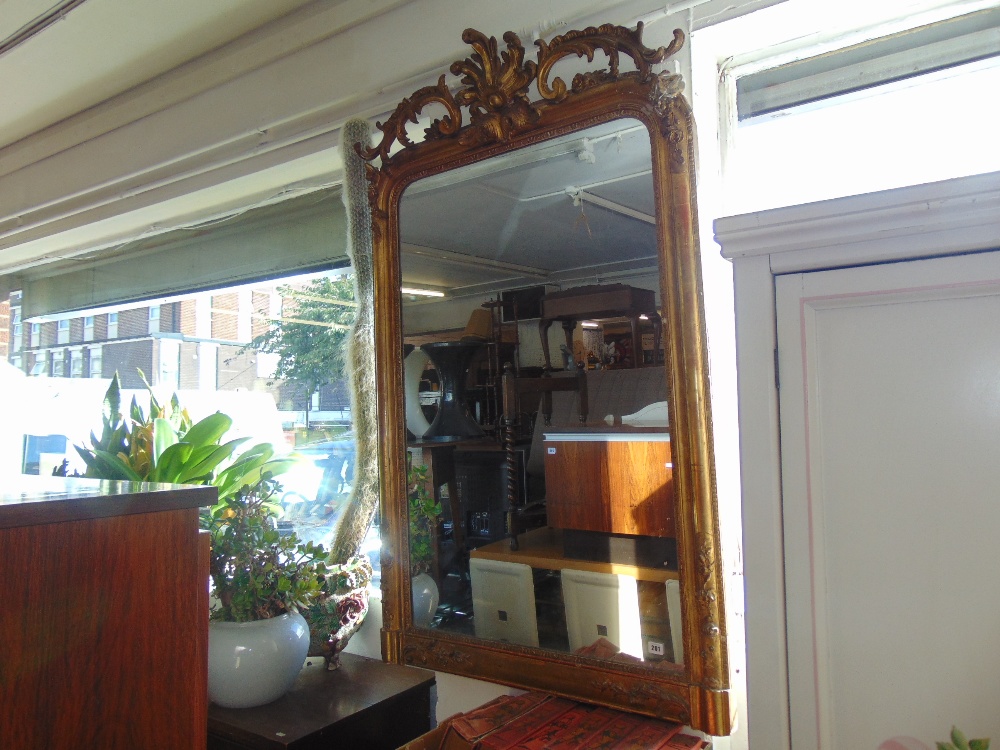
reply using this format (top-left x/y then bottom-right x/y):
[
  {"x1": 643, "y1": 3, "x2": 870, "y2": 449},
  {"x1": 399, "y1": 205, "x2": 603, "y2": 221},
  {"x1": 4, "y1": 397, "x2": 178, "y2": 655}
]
[{"x1": 357, "y1": 23, "x2": 684, "y2": 169}]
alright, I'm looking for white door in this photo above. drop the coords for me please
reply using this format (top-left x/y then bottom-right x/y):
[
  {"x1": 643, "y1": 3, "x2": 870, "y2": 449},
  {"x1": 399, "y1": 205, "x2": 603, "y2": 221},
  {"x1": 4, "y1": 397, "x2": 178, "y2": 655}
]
[{"x1": 775, "y1": 251, "x2": 1000, "y2": 749}]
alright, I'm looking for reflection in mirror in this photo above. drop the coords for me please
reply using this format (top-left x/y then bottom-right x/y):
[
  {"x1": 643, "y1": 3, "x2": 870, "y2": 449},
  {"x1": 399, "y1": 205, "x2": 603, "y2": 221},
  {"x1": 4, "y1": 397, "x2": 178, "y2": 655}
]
[{"x1": 398, "y1": 119, "x2": 682, "y2": 668}]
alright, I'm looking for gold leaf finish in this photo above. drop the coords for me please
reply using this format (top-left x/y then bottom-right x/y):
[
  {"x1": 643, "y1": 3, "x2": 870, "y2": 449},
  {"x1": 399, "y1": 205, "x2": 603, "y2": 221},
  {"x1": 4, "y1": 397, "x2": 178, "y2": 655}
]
[{"x1": 362, "y1": 23, "x2": 731, "y2": 735}]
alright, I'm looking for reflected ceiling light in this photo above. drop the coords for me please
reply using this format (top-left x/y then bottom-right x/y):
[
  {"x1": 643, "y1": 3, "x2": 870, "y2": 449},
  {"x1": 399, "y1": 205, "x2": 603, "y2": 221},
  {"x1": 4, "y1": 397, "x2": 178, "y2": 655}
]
[
  {"x1": 401, "y1": 287, "x2": 446, "y2": 298},
  {"x1": 581, "y1": 321, "x2": 600, "y2": 329}
]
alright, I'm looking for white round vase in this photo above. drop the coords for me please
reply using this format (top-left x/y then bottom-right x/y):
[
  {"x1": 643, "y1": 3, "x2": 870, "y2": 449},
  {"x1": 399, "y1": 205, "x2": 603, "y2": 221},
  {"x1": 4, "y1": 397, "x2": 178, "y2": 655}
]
[
  {"x1": 208, "y1": 612, "x2": 310, "y2": 708},
  {"x1": 411, "y1": 573, "x2": 440, "y2": 628}
]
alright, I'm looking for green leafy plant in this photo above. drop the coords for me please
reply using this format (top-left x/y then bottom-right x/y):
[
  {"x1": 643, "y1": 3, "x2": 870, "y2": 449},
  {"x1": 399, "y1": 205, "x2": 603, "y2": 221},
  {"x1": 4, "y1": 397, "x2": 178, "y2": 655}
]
[
  {"x1": 407, "y1": 462, "x2": 441, "y2": 576},
  {"x1": 57, "y1": 372, "x2": 292, "y2": 503},
  {"x1": 208, "y1": 478, "x2": 329, "y2": 622},
  {"x1": 938, "y1": 726, "x2": 990, "y2": 750}
]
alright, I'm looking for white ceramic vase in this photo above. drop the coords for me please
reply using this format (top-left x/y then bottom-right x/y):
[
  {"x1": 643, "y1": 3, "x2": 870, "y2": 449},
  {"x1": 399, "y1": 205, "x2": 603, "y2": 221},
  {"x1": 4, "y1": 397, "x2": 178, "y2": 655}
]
[
  {"x1": 208, "y1": 612, "x2": 310, "y2": 708},
  {"x1": 411, "y1": 573, "x2": 440, "y2": 628}
]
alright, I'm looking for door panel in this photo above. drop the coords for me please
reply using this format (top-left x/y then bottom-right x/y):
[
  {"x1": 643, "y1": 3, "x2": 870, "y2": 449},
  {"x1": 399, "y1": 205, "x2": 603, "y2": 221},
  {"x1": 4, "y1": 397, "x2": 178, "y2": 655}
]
[{"x1": 776, "y1": 251, "x2": 1000, "y2": 749}]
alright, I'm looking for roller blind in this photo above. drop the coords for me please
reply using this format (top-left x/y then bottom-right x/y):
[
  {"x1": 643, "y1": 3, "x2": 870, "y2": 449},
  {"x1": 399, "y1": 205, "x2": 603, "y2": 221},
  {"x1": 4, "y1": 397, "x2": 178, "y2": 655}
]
[
  {"x1": 16, "y1": 187, "x2": 347, "y2": 320},
  {"x1": 737, "y1": 6, "x2": 1000, "y2": 121}
]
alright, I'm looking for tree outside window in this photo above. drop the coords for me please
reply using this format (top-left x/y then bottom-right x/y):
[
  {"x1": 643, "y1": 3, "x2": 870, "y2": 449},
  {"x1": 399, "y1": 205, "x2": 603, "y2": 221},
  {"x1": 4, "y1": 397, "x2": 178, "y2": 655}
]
[{"x1": 244, "y1": 275, "x2": 355, "y2": 431}]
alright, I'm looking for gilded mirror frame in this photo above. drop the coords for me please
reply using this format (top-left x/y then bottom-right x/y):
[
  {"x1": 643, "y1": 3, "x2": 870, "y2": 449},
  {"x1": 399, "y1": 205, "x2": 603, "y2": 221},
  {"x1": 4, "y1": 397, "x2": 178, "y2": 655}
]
[{"x1": 358, "y1": 23, "x2": 729, "y2": 733}]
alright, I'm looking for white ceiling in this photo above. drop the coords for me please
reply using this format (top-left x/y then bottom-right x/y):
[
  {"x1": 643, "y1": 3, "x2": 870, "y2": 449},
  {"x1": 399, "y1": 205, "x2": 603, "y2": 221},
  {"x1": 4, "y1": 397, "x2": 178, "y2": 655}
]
[
  {"x1": 0, "y1": 0, "x2": 319, "y2": 150},
  {"x1": 400, "y1": 120, "x2": 659, "y2": 297}
]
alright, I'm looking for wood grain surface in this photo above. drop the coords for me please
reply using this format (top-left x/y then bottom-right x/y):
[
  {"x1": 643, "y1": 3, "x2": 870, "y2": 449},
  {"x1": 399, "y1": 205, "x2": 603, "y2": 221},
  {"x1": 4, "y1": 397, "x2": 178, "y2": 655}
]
[
  {"x1": 0, "y1": 502, "x2": 209, "y2": 749},
  {"x1": 544, "y1": 439, "x2": 674, "y2": 537}
]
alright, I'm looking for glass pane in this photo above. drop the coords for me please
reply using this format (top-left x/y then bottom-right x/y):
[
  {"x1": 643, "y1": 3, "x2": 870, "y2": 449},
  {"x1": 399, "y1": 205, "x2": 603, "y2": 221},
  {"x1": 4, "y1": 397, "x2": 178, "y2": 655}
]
[
  {"x1": 1, "y1": 269, "x2": 377, "y2": 578},
  {"x1": 399, "y1": 120, "x2": 682, "y2": 668},
  {"x1": 728, "y1": 57, "x2": 1000, "y2": 214}
]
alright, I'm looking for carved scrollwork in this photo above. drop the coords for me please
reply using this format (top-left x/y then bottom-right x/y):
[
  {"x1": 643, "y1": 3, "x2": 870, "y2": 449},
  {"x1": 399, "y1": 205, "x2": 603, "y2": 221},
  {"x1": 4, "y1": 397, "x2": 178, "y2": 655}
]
[
  {"x1": 403, "y1": 638, "x2": 474, "y2": 669},
  {"x1": 358, "y1": 23, "x2": 685, "y2": 166},
  {"x1": 695, "y1": 530, "x2": 726, "y2": 688},
  {"x1": 592, "y1": 678, "x2": 691, "y2": 723},
  {"x1": 361, "y1": 76, "x2": 461, "y2": 166},
  {"x1": 650, "y1": 71, "x2": 685, "y2": 113},
  {"x1": 535, "y1": 23, "x2": 683, "y2": 102}
]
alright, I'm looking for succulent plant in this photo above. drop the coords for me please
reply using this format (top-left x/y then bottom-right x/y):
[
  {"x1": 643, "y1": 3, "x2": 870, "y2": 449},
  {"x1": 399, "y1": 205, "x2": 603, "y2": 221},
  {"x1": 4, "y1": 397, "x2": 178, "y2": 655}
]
[
  {"x1": 938, "y1": 726, "x2": 990, "y2": 750},
  {"x1": 207, "y1": 478, "x2": 329, "y2": 622}
]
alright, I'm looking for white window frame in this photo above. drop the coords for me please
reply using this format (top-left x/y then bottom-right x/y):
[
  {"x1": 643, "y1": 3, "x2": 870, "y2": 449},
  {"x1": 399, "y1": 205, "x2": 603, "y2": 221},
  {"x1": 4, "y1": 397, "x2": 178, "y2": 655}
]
[
  {"x1": 69, "y1": 348, "x2": 83, "y2": 378},
  {"x1": 84, "y1": 315, "x2": 94, "y2": 342},
  {"x1": 158, "y1": 338, "x2": 180, "y2": 390},
  {"x1": 148, "y1": 305, "x2": 161, "y2": 334},
  {"x1": 12, "y1": 307, "x2": 21, "y2": 352},
  {"x1": 698, "y1": 1, "x2": 1000, "y2": 216},
  {"x1": 51, "y1": 350, "x2": 65, "y2": 377},
  {"x1": 56, "y1": 319, "x2": 69, "y2": 344},
  {"x1": 107, "y1": 312, "x2": 118, "y2": 339},
  {"x1": 88, "y1": 345, "x2": 103, "y2": 378},
  {"x1": 30, "y1": 322, "x2": 40, "y2": 348}
]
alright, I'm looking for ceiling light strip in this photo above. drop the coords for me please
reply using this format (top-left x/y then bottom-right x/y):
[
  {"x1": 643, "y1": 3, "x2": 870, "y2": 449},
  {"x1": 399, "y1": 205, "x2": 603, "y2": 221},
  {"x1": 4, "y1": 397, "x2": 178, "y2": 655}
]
[
  {"x1": 400, "y1": 287, "x2": 445, "y2": 298},
  {"x1": 402, "y1": 244, "x2": 549, "y2": 278}
]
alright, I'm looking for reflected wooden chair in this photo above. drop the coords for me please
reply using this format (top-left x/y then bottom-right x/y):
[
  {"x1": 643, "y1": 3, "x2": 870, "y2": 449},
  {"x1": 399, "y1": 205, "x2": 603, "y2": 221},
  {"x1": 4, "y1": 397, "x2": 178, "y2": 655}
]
[{"x1": 500, "y1": 362, "x2": 587, "y2": 550}]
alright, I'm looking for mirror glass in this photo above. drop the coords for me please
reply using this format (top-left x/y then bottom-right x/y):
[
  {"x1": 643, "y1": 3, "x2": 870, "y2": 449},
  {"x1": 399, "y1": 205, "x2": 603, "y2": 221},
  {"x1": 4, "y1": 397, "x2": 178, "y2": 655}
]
[{"x1": 398, "y1": 118, "x2": 682, "y2": 669}]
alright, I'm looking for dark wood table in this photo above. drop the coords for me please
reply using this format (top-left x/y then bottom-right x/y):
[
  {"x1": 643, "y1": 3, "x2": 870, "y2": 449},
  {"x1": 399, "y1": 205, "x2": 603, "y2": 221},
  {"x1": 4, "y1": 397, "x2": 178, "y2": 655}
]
[{"x1": 207, "y1": 653, "x2": 436, "y2": 750}]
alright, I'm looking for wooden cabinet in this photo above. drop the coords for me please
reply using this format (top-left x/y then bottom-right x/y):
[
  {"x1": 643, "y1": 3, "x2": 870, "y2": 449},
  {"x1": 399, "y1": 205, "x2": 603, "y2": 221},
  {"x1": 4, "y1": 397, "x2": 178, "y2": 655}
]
[
  {"x1": 0, "y1": 477, "x2": 215, "y2": 750},
  {"x1": 543, "y1": 433, "x2": 674, "y2": 537}
]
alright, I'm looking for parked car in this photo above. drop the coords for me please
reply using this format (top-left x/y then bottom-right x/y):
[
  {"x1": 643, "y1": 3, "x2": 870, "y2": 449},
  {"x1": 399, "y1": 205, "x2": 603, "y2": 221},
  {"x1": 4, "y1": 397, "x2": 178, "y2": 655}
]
[{"x1": 277, "y1": 435, "x2": 356, "y2": 545}]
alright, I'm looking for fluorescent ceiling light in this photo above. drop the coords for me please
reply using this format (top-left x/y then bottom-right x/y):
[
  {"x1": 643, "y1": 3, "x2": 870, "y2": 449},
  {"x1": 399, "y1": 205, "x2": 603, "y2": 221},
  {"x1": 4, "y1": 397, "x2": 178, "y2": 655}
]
[{"x1": 401, "y1": 287, "x2": 445, "y2": 298}]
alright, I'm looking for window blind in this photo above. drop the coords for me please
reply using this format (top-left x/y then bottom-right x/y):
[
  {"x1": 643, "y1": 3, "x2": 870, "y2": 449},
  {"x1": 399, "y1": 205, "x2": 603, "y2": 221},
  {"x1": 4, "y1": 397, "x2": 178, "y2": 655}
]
[{"x1": 15, "y1": 188, "x2": 348, "y2": 321}]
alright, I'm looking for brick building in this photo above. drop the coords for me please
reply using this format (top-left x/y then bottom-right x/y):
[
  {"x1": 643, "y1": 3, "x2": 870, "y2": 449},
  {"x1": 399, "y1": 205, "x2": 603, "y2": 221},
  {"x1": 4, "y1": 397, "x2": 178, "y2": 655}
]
[{"x1": 6, "y1": 284, "x2": 351, "y2": 427}]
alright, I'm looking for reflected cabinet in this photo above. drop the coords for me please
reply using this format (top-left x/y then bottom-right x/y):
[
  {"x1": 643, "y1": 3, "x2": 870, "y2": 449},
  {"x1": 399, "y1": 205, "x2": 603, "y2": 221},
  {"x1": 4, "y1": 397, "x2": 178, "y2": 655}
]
[{"x1": 358, "y1": 23, "x2": 729, "y2": 732}]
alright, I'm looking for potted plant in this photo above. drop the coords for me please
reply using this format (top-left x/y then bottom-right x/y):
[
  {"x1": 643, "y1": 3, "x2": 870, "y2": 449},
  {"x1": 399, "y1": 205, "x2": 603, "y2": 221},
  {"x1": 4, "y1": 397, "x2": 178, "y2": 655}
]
[
  {"x1": 56, "y1": 373, "x2": 291, "y2": 499},
  {"x1": 58, "y1": 373, "x2": 375, "y2": 698},
  {"x1": 408, "y1": 461, "x2": 442, "y2": 627},
  {"x1": 206, "y1": 478, "x2": 330, "y2": 707}
]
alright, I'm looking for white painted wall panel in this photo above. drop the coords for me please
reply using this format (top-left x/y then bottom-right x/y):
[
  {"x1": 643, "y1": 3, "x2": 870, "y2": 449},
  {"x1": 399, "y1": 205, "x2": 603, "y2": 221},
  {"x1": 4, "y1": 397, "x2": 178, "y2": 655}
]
[{"x1": 777, "y1": 254, "x2": 1000, "y2": 747}]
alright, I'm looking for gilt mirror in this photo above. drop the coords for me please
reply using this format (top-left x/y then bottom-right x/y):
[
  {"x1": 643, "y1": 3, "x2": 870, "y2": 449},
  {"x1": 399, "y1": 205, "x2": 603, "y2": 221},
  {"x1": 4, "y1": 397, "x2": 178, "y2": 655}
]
[{"x1": 359, "y1": 24, "x2": 729, "y2": 733}]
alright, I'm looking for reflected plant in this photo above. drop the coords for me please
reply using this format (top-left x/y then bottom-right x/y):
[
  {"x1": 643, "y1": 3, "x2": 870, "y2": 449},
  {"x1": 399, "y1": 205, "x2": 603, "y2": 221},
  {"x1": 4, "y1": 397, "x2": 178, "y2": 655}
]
[{"x1": 407, "y1": 462, "x2": 441, "y2": 576}]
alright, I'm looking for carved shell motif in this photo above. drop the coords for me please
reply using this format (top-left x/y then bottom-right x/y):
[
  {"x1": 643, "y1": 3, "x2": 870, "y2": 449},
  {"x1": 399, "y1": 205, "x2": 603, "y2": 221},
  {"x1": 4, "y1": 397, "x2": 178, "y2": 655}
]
[
  {"x1": 450, "y1": 29, "x2": 539, "y2": 146},
  {"x1": 357, "y1": 22, "x2": 684, "y2": 169}
]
